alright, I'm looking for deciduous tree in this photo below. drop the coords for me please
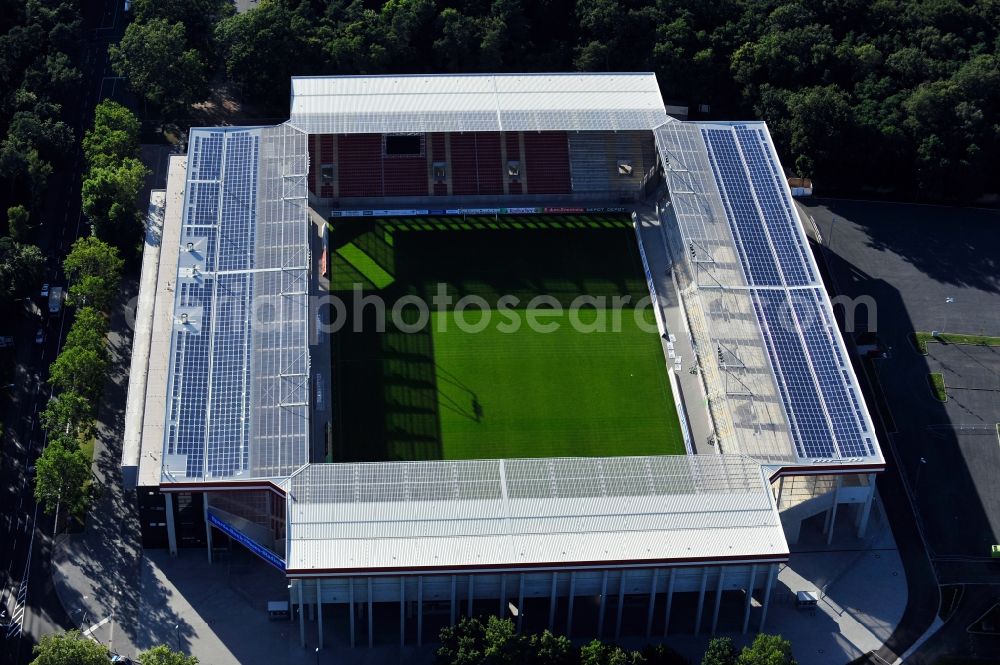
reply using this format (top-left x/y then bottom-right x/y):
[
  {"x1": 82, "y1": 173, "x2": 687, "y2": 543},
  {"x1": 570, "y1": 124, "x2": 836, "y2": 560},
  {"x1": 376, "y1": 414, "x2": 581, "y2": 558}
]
[
  {"x1": 30, "y1": 630, "x2": 108, "y2": 665},
  {"x1": 736, "y1": 634, "x2": 796, "y2": 665},
  {"x1": 63, "y1": 236, "x2": 124, "y2": 310},
  {"x1": 33, "y1": 436, "x2": 91, "y2": 517},
  {"x1": 40, "y1": 390, "x2": 97, "y2": 440},
  {"x1": 81, "y1": 157, "x2": 148, "y2": 239},
  {"x1": 48, "y1": 346, "x2": 106, "y2": 398},
  {"x1": 702, "y1": 637, "x2": 736, "y2": 665},
  {"x1": 7, "y1": 204, "x2": 32, "y2": 241},
  {"x1": 437, "y1": 616, "x2": 486, "y2": 665},
  {"x1": 0, "y1": 237, "x2": 45, "y2": 299},
  {"x1": 64, "y1": 306, "x2": 108, "y2": 355},
  {"x1": 138, "y1": 645, "x2": 200, "y2": 665},
  {"x1": 110, "y1": 18, "x2": 207, "y2": 115},
  {"x1": 83, "y1": 100, "x2": 141, "y2": 169}
]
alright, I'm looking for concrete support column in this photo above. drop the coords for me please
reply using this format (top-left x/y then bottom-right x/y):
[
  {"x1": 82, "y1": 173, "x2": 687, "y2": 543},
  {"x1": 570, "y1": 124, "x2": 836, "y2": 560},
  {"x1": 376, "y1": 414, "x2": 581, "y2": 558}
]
[
  {"x1": 826, "y1": 476, "x2": 843, "y2": 545},
  {"x1": 400, "y1": 578, "x2": 406, "y2": 648},
  {"x1": 467, "y1": 576, "x2": 474, "y2": 616},
  {"x1": 317, "y1": 579, "x2": 324, "y2": 650},
  {"x1": 566, "y1": 571, "x2": 576, "y2": 638},
  {"x1": 663, "y1": 568, "x2": 675, "y2": 637},
  {"x1": 500, "y1": 132, "x2": 510, "y2": 196},
  {"x1": 417, "y1": 577, "x2": 424, "y2": 647},
  {"x1": 645, "y1": 569, "x2": 659, "y2": 640},
  {"x1": 309, "y1": 594, "x2": 315, "y2": 622},
  {"x1": 857, "y1": 473, "x2": 876, "y2": 537},
  {"x1": 517, "y1": 133, "x2": 529, "y2": 192},
  {"x1": 298, "y1": 581, "x2": 305, "y2": 648},
  {"x1": 711, "y1": 567, "x2": 725, "y2": 634},
  {"x1": 614, "y1": 570, "x2": 626, "y2": 641},
  {"x1": 164, "y1": 493, "x2": 178, "y2": 557},
  {"x1": 367, "y1": 577, "x2": 374, "y2": 648},
  {"x1": 348, "y1": 578, "x2": 355, "y2": 648},
  {"x1": 548, "y1": 572, "x2": 558, "y2": 629},
  {"x1": 203, "y1": 493, "x2": 212, "y2": 563},
  {"x1": 759, "y1": 564, "x2": 777, "y2": 632},
  {"x1": 517, "y1": 574, "x2": 525, "y2": 634},
  {"x1": 450, "y1": 575, "x2": 457, "y2": 626},
  {"x1": 499, "y1": 575, "x2": 507, "y2": 618},
  {"x1": 443, "y1": 134, "x2": 454, "y2": 197},
  {"x1": 741, "y1": 565, "x2": 757, "y2": 635},
  {"x1": 694, "y1": 568, "x2": 708, "y2": 635},
  {"x1": 597, "y1": 570, "x2": 608, "y2": 638}
]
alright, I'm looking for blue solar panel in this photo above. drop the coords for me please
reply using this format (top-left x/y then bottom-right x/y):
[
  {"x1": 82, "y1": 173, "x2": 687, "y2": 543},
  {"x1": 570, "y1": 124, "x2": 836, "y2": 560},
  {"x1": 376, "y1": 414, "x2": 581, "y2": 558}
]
[
  {"x1": 701, "y1": 126, "x2": 816, "y2": 287},
  {"x1": 218, "y1": 132, "x2": 259, "y2": 272},
  {"x1": 702, "y1": 128, "x2": 782, "y2": 285},
  {"x1": 169, "y1": 280, "x2": 213, "y2": 477},
  {"x1": 168, "y1": 129, "x2": 263, "y2": 479},
  {"x1": 206, "y1": 273, "x2": 253, "y2": 477},
  {"x1": 751, "y1": 289, "x2": 836, "y2": 458},
  {"x1": 791, "y1": 290, "x2": 873, "y2": 458},
  {"x1": 190, "y1": 132, "x2": 223, "y2": 180},
  {"x1": 733, "y1": 127, "x2": 813, "y2": 285},
  {"x1": 185, "y1": 182, "x2": 219, "y2": 271}
]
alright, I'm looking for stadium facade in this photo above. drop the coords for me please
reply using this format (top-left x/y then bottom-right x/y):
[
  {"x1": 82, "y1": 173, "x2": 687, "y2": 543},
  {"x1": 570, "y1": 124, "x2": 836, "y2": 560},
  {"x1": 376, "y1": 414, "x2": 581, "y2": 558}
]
[{"x1": 122, "y1": 73, "x2": 884, "y2": 648}]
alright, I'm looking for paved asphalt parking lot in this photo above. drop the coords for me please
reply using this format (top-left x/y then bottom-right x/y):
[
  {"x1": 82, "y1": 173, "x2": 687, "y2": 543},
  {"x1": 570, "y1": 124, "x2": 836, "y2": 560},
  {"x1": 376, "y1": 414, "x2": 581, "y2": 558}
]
[{"x1": 798, "y1": 198, "x2": 1000, "y2": 663}]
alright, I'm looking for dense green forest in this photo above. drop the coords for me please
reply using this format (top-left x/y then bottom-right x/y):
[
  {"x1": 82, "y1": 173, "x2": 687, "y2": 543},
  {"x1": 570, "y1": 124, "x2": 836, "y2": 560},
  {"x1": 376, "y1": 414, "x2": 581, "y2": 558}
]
[
  {"x1": 113, "y1": 0, "x2": 999, "y2": 202},
  {"x1": 5, "y1": 0, "x2": 999, "y2": 205},
  {"x1": 0, "y1": 0, "x2": 82, "y2": 298}
]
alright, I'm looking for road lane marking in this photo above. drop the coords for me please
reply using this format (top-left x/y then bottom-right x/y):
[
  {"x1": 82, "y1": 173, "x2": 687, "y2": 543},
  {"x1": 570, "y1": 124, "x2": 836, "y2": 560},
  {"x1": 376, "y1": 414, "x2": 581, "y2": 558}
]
[{"x1": 83, "y1": 615, "x2": 112, "y2": 638}]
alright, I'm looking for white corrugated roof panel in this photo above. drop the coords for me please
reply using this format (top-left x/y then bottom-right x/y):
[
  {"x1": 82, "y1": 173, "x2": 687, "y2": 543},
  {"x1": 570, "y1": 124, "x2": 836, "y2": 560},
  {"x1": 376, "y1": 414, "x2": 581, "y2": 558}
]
[
  {"x1": 287, "y1": 73, "x2": 670, "y2": 134},
  {"x1": 286, "y1": 455, "x2": 787, "y2": 573}
]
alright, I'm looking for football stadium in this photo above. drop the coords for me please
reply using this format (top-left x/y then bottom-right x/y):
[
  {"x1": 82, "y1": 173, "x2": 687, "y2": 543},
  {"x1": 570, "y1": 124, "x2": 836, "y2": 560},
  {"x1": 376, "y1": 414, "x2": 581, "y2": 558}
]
[{"x1": 122, "y1": 73, "x2": 885, "y2": 648}]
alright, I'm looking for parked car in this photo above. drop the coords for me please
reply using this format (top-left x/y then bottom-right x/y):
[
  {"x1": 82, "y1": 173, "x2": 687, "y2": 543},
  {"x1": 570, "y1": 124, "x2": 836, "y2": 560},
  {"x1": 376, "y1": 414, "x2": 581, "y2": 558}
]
[
  {"x1": 34, "y1": 328, "x2": 45, "y2": 345},
  {"x1": 48, "y1": 286, "x2": 63, "y2": 316},
  {"x1": 40, "y1": 283, "x2": 49, "y2": 298}
]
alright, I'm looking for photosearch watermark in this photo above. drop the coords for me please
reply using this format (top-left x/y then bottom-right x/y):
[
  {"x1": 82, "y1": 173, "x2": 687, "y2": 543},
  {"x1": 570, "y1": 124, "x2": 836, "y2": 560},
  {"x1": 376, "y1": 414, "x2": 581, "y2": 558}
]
[
  {"x1": 265, "y1": 284, "x2": 660, "y2": 337},
  {"x1": 122, "y1": 284, "x2": 879, "y2": 340}
]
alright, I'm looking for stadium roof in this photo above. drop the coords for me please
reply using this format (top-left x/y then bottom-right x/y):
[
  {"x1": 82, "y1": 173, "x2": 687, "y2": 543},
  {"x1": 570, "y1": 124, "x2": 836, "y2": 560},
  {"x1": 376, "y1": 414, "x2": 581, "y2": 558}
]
[
  {"x1": 138, "y1": 73, "x2": 882, "y2": 490},
  {"x1": 287, "y1": 73, "x2": 671, "y2": 135},
  {"x1": 285, "y1": 455, "x2": 788, "y2": 575},
  {"x1": 161, "y1": 124, "x2": 311, "y2": 483},
  {"x1": 653, "y1": 121, "x2": 883, "y2": 469}
]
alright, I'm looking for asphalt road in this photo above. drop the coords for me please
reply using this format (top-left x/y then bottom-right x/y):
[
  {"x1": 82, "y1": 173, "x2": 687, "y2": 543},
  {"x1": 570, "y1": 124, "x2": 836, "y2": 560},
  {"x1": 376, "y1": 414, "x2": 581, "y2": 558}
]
[{"x1": 0, "y1": 1, "x2": 126, "y2": 662}]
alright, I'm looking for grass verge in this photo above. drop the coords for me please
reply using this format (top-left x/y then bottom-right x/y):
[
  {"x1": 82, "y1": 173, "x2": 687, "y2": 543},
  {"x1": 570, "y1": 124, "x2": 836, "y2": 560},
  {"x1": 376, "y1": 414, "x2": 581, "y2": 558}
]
[
  {"x1": 928, "y1": 372, "x2": 947, "y2": 401},
  {"x1": 913, "y1": 331, "x2": 1000, "y2": 354}
]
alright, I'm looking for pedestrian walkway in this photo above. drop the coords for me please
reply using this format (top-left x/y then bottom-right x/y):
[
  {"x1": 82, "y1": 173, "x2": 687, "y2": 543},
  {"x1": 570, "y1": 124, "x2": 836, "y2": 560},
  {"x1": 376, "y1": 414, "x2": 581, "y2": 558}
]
[{"x1": 634, "y1": 202, "x2": 719, "y2": 455}]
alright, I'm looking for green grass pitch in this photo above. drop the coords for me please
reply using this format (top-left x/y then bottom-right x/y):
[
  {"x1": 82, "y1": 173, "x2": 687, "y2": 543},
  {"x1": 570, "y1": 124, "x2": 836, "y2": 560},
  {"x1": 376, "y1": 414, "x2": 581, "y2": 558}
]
[
  {"x1": 431, "y1": 308, "x2": 683, "y2": 459},
  {"x1": 328, "y1": 215, "x2": 686, "y2": 463}
]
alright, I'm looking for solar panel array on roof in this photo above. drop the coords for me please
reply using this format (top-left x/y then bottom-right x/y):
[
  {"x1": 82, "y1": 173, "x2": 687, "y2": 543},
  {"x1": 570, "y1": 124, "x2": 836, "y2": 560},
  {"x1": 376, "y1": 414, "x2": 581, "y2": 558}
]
[
  {"x1": 654, "y1": 121, "x2": 880, "y2": 464},
  {"x1": 749, "y1": 288, "x2": 874, "y2": 459},
  {"x1": 701, "y1": 127, "x2": 814, "y2": 287},
  {"x1": 163, "y1": 126, "x2": 310, "y2": 482}
]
